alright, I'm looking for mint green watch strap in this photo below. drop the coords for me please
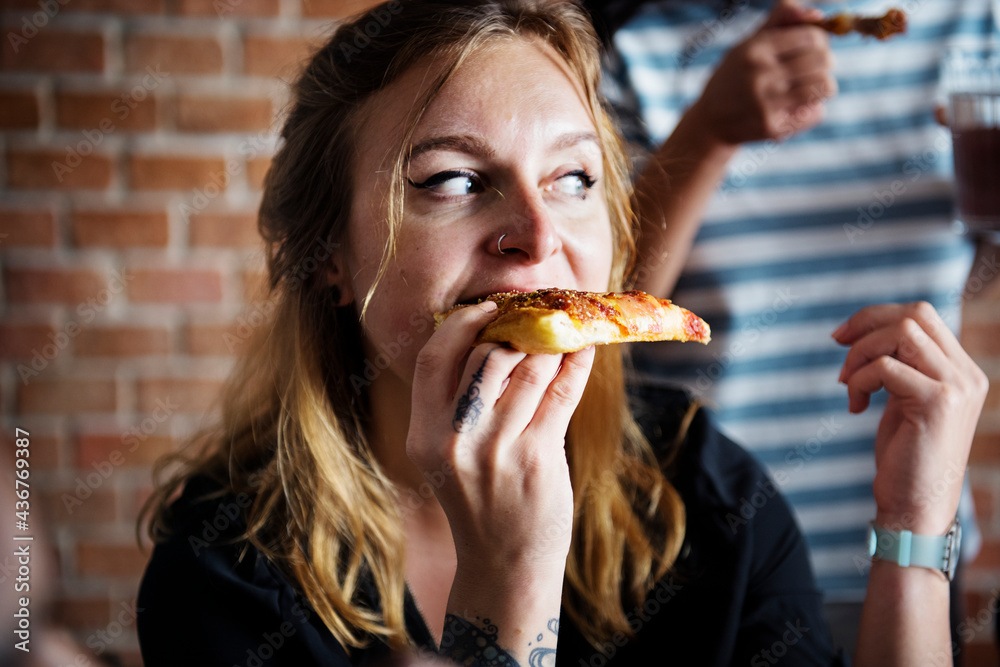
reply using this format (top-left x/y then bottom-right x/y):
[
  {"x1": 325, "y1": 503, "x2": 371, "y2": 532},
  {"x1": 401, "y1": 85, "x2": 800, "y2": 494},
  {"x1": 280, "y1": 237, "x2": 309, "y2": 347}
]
[{"x1": 867, "y1": 519, "x2": 961, "y2": 581}]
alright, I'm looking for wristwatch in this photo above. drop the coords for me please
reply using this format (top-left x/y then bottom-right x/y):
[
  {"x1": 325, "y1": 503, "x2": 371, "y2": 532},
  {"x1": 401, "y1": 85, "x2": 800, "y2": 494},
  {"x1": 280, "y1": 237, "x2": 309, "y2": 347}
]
[{"x1": 867, "y1": 518, "x2": 962, "y2": 581}]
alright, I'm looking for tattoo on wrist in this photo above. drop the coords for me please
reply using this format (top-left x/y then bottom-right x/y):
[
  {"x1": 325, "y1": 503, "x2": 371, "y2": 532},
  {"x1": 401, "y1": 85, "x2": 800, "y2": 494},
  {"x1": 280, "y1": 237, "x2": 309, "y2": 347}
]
[
  {"x1": 439, "y1": 614, "x2": 559, "y2": 667},
  {"x1": 453, "y1": 351, "x2": 491, "y2": 432}
]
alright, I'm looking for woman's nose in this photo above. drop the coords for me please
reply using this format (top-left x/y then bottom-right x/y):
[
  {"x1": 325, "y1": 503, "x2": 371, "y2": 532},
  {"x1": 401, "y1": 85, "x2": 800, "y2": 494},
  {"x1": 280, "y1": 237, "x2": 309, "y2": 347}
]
[{"x1": 491, "y1": 187, "x2": 561, "y2": 263}]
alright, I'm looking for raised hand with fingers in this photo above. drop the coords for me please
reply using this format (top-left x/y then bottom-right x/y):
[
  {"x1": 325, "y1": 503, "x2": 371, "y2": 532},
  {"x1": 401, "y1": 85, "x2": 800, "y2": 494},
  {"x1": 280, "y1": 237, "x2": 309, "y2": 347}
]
[{"x1": 832, "y1": 301, "x2": 988, "y2": 536}]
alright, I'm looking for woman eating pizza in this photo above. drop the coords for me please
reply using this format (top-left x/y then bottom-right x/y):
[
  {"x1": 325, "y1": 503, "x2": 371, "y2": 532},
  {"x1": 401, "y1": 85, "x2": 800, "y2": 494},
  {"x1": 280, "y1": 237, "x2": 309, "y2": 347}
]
[{"x1": 135, "y1": 2, "x2": 988, "y2": 665}]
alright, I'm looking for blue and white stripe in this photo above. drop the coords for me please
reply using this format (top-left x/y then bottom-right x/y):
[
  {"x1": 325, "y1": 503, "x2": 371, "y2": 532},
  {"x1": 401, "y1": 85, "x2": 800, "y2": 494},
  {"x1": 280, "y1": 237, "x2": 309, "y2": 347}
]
[{"x1": 609, "y1": 0, "x2": 998, "y2": 599}]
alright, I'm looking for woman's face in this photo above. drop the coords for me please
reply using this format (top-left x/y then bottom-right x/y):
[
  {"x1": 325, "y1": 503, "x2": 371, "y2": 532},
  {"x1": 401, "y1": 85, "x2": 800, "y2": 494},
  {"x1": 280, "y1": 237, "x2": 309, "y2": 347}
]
[{"x1": 345, "y1": 38, "x2": 614, "y2": 386}]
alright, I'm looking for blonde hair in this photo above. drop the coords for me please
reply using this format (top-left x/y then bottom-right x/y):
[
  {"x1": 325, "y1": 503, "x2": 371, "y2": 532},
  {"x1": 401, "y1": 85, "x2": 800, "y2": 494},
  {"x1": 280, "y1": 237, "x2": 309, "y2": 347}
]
[{"x1": 140, "y1": 0, "x2": 685, "y2": 652}]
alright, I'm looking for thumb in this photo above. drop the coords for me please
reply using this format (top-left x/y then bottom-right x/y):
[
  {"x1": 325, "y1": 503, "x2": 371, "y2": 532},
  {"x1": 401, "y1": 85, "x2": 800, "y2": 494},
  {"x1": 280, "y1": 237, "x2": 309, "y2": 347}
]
[{"x1": 762, "y1": 0, "x2": 823, "y2": 29}]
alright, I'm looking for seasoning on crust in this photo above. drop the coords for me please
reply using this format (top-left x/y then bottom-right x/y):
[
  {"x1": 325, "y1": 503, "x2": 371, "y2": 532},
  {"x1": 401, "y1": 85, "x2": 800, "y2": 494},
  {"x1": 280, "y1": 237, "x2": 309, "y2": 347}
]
[{"x1": 435, "y1": 288, "x2": 711, "y2": 355}]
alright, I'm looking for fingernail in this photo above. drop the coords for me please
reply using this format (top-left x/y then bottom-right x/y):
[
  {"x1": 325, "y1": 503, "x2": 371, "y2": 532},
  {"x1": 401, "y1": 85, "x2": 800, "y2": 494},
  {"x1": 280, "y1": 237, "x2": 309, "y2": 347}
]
[
  {"x1": 831, "y1": 321, "x2": 848, "y2": 340},
  {"x1": 479, "y1": 300, "x2": 497, "y2": 312}
]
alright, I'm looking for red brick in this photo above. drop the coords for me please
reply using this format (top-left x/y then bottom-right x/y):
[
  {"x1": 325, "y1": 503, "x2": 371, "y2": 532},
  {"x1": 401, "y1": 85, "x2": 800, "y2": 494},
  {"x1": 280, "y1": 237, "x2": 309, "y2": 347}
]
[
  {"x1": 189, "y1": 211, "x2": 261, "y2": 248},
  {"x1": 7, "y1": 149, "x2": 114, "y2": 190},
  {"x1": 4, "y1": 267, "x2": 108, "y2": 304},
  {"x1": 72, "y1": 210, "x2": 169, "y2": 247},
  {"x1": 0, "y1": 90, "x2": 39, "y2": 128},
  {"x1": 0, "y1": 209, "x2": 56, "y2": 246},
  {"x1": 136, "y1": 377, "x2": 224, "y2": 413},
  {"x1": 128, "y1": 154, "x2": 227, "y2": 190},
  {"x1": 243, "y1": 35, "x2": 314, "y2": 77},
  {"x1": 175, "y1": 94, "x2": 273, "y2": 133},
  {"x1": 963, "y1": 642, "x2": 999, "y2": 665},
  {"x1": 124, "y1": 33, "x2": 222, "y2": 75},
  {"x1": 179, "y1": 0, "x2": 280, "y2": 17},
  {"x1": 40, "y1": 487, "x2": 116, "y2": 524},
  {"x1": 0, "y1": 432, "x2": 62, "y2": 470},
  {"x1": 186, "y1": 321, "x2": 240, "y2": 355},
  {"x1": 55, "y1": 91, "x2": 158, "y2": 131},
  {"x1": 970, "y1": 432, "x2": 1000, "y2": 465},
  {"x1": 75, "y1": 326, "x2": 172, "y2": 357},
  {"x1": 128, "y1": 268, "x2": 223, "y2": 303},
  {"x1": 76, "y1": 433, "x2": 175, "y2": 467},
  {"x1": 246, "y1": 156, "x2": 271, "y2": 190},
  {"x1": 1, "y1": 30, "x2": 104, "y2": 72},
  {"x1": 52, "y1": 597, "x2": 112, "y2": 630},
  {"x1": 301, "y1": 0, "x2": 382, "y2": 18},
  {"x1": 0, "y1": 323, "x2": 57, "y2": 359},
  {"x1": 76, "y1": 541, "x2": 148, "y2": 577},
  {"x1": 18, "y1": 377, "x2": 117, "y2": 414}
]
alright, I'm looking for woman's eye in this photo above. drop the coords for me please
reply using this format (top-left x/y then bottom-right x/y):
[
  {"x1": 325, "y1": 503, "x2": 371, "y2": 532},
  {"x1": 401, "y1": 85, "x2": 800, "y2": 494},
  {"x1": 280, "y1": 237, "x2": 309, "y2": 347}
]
[
  {"x1": 408, "y1": 171, "x2": 483, "y2": 196},
  {"x1": 551, "y1": 170, "x2": 597, "y2": 197}
]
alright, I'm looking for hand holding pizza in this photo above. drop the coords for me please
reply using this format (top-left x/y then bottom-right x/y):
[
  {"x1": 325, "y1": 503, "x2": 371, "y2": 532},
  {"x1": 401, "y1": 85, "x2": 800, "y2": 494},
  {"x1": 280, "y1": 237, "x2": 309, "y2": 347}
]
[
  {"x1": 833, "y1": 302, "x2": 988, "y2": 536},
  {"x1": 407, "y1": 300, "x2": 594, "y2": 576}
]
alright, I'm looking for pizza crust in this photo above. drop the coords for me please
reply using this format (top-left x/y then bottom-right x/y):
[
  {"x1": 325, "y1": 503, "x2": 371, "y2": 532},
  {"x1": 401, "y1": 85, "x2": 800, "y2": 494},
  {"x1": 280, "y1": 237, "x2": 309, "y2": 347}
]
[{"x1": 436, "y1": 289, "x2": 711, "y2": 355}]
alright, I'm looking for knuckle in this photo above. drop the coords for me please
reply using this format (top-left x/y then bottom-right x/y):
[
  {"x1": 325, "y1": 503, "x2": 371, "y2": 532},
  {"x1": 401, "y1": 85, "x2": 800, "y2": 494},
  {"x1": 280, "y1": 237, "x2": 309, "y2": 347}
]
[
  {"x1": 413, "y1": 346, "x2": 445, "y2": 380},
  {"x1": 909, "y1": 300, "x2": 938, "y2": 324},
  {"x1": 547, "y1": 378, "x2": 579, "y2": 407}
]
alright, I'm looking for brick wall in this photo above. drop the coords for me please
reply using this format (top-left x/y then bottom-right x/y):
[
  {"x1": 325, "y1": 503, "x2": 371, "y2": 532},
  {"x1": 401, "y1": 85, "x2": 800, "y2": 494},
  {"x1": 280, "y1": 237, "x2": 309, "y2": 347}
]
[
  {"x1": 1, "y1": 2, "x2": 999, "y2": 666},
  {"x1": 0, "y1": 1, "x2": 360, "y2": 665}
]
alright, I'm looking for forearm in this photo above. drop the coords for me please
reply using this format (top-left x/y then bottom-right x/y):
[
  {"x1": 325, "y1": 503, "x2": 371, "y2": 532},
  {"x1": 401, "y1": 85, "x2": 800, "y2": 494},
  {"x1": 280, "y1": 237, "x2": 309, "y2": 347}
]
[
  {"x1": 631, "y1": 102, "x2": 738, "y2": 298},
  {"x1": 440, "y1": 564, "x2": 564, "y2": 666},
  {"x1": 854, "y1": 559, "x2": 952, "y2": 666}
]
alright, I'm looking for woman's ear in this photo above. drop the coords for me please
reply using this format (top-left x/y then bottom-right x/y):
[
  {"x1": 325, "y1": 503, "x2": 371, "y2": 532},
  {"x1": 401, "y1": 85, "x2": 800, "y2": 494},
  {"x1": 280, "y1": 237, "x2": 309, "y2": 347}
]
[{"x1": 324, "y1": 250, "x2": 354, "y2": 307}]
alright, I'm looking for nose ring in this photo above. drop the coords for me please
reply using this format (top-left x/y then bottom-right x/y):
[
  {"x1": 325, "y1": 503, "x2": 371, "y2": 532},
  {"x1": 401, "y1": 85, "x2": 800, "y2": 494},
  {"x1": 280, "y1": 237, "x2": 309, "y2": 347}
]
[{"x1": 497, "y1": 233, "x2": 510, "y2": 254}]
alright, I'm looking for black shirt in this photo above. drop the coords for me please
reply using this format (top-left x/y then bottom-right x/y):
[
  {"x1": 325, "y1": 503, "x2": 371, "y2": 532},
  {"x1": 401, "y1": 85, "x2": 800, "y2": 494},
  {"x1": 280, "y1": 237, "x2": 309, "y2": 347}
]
[{"x1": 137, "y1": 385, "x2": 846, "y2": 666}]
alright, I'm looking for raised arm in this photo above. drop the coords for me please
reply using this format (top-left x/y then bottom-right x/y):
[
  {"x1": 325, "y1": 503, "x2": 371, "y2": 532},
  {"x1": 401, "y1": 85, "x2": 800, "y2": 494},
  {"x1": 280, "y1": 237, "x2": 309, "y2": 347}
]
[
  {"x1": 632, "y1": 0, "x2": 836, "y2": 297},
  {"x1": 833, "y1": 302, "x2": 989, "y2": 667}
]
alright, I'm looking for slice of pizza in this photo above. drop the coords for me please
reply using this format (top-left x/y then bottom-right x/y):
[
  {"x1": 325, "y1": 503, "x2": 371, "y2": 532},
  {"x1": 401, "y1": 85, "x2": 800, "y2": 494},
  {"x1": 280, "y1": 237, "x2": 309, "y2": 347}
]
[
  {"x1": 436, "y1": 288, "x2": 711, "y2": 355},
  {"x1": 814, "y1": 8, "x2": 907, "y2": 40}
]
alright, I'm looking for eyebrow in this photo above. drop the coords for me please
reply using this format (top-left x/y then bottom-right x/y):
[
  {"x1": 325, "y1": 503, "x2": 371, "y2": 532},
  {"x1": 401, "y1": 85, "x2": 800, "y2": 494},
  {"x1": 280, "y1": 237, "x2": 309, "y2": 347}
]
[{"x1": 406, "y1": 130, "x2": 601, "y2": 163}]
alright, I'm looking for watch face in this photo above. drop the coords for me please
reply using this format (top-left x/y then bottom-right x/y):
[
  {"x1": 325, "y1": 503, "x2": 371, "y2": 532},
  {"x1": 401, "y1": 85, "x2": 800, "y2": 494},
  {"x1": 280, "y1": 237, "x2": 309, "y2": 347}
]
[{"x1": 945, "y1": 519, "x2": 962, "y2": 581}]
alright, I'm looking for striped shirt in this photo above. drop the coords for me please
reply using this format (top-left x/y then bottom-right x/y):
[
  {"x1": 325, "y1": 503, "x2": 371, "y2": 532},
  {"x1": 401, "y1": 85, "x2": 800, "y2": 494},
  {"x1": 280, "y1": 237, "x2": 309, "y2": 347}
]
[{"x1": 601, "y1": 0, "x2": 998, "y2": 600}]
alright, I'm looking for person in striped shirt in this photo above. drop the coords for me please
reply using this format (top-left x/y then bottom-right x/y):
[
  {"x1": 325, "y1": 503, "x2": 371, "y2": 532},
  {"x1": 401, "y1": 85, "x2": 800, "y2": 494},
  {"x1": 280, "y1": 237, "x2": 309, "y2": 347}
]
[{"x1": 585, "y1": 0, "x2": 998, "y2": 658}]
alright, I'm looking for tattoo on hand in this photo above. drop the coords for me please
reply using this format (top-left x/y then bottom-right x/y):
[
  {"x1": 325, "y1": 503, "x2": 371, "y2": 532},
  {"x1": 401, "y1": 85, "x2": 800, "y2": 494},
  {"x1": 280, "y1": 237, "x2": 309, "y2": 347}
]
[
  {"x1": 453, "y1": 351, "x2": 491, "y2": 432},
  {"x1": 439, "y1": 614, "x2": 558, "y2": 667}
]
